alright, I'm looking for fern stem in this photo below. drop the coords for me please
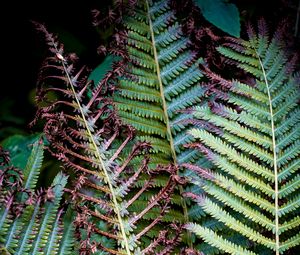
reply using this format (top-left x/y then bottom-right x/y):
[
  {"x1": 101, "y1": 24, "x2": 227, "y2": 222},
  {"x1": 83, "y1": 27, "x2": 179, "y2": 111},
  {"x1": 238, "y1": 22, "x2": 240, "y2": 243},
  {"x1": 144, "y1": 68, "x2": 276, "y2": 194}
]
[
  {"x1": 145, "y1": 2, "x2": 176, "y2": 162},
  {"x1": 145, "y1": 0, "x2": 192, "y2": 248},
  {"x1": 125, "y1": 179, "x2": 151, "y2": 208},
  {"x1": 135, "y1": 203, "x2": 167, "y2": 240},
  {"x1": 257, "y1": 52, "x2": 280, "y2": 255},
  {"x1": 60, "y1": 60, "x2": 132, "y2": 254}
]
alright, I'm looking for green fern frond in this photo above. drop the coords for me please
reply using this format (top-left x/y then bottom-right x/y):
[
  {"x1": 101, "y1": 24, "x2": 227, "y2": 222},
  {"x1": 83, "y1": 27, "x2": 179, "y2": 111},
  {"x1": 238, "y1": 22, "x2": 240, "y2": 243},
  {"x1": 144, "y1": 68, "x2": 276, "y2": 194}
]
[
  {"x1": 23, "y1": 136, "x2": 44, "y2": 190},
  {"x1": 57, "y1": 209, "x2": 76, "y2": 255},
  {"x1": 106, "y1": 1, "x2": 208, "y2": 247},
  {"x1": 186, "y1": 21, "x2": 300, "y2": 254},
  {"x1": 0, "y1": 135, "x2": 76, "y2": 255},
  {"x1": 114, "y1": 0, "x2": 205, "y2": 166},
  {"x1": 30, "y1": 173, "x2": 68, "y2": 255},
  {"x1": 186, "y1": 223, "x2": 256, "y2": 255},
  {"x1": 0, "y1": 135, "x2": 44, "y2": 242},
  {"x1": 44, "y1": 208, "x2": 64, "y2": 255}
]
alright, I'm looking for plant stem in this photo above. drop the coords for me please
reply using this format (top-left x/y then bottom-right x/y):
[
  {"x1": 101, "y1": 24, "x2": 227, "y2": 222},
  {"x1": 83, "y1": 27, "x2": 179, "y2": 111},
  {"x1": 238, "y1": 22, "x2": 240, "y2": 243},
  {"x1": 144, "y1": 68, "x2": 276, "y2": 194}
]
[
  {"x1": 60, "y1": 60, "x2": 132, "y2": 255},
  {"x1": 257, "y1": 52, "x2": 279, "y2": 255}
]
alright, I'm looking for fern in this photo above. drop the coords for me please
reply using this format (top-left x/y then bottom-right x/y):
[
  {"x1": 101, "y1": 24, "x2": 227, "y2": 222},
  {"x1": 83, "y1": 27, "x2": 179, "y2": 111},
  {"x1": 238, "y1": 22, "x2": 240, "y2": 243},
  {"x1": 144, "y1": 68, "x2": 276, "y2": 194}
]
[
  {"x1": 33, "y1": 23, "x2": 180, "y2": 254},
  {"x1": 111, "y1": 0, "x2": 206, "y2": 166},
  {"x1": 0, "y1": 135, "x2": 75, "y2": 255},
  {"x1": 186, "y1": 20, "x2": 300, "y2": 254},
  {"x1": 99, "y1": 0, "x2": 209, "y2": 246}
]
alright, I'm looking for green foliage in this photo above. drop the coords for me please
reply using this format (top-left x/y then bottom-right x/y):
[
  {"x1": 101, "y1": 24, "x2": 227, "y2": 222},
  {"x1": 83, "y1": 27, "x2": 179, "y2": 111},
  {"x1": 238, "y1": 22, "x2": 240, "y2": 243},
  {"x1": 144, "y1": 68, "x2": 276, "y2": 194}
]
[
  {"x1": 2, "y1": 1, "x2": 299, "y2": 254},
  {"x1": 186, "y1": 21, "x2": 300, "y2": 254},
  {"x1": 1, "y1": 134, "x2": 42, "y2": 169},
  {"x1": 89, "y1": 55, "x2": 118, "y2": 86},
  {"x1": 0, "y1": 135, "x2": 76, "y2": 255},
  {"x1": 194, "y1": 0, "x2": 240, "y2": 37},
  {"x1": 106, "y1": 0, "x2": 211, "y2": 246},
  {"x1": 114, "y1": 0, "x2": 206, "y2": 168}
]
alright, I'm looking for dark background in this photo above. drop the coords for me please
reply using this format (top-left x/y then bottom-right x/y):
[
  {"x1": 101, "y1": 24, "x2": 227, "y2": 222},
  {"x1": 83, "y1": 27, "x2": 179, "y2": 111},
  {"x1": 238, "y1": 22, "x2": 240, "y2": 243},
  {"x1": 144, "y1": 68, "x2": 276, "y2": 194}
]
[
  {"x1": 0, "y1": 0, "x2": 298, "y2": 138},
  {"x1": 1, "y1": 1, "x2": 104, "y2": 136}
]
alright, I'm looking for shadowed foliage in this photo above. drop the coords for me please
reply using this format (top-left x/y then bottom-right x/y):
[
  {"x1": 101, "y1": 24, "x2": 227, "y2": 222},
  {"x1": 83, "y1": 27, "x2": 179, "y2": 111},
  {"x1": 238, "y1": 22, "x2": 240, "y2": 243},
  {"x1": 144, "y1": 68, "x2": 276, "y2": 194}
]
[{"x1": 0, "y1": 135, "x2": 75, "y2": 255}]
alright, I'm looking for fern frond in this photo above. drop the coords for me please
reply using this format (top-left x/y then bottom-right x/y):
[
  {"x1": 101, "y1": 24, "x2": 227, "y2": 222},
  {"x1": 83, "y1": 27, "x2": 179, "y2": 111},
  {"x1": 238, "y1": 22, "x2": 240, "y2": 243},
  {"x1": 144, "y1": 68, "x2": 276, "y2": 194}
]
[
  {"x1": 33, "y1": 24, "x2": 180, "y2": 254},
  {"x1": 97, "y1": 1, "x2": 208, "y2": 247},
  {"x1": 23, "y1": 136, "x2": 44, "y2": 190},
  {"x1": 185, "y1": 223, "x2": 256, "y2": 255},
  {"x1": 0, "y1": 135, "x2": 76, "y2": 255},
  {"x1": 186, "y1": 21, "x2": 300, "y2": 254},
  {"x1": 113, "y1": 0, "x2": 205, "y2": 166},
  {"x1": 44, "y1": 208, "x2": 64, "y2": 255},
  {"x1": 30, "y1": 173, "x2": 68, "y2": 254},
  {"x1": 0, "y1": 136, "x2": 44, "y2": 241}
]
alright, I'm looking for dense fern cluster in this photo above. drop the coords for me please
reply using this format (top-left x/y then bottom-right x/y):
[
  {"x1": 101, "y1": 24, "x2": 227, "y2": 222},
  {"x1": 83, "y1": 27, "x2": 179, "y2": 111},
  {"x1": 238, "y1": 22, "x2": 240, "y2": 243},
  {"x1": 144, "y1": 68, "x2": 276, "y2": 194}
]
[
  {"x1": 0, "y1": 0, "x2": 299, "y2": 254},
  {"x1": 0, "y1": 136, "x2": 74, "y2": 255}
]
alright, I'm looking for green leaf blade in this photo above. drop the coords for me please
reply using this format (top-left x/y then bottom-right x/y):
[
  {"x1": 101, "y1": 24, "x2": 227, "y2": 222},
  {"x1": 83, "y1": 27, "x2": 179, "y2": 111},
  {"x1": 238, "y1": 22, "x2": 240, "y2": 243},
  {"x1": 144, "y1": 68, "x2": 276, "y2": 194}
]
[{"x1": 194, "y1": 0, "x2": 241, "y2": 37}]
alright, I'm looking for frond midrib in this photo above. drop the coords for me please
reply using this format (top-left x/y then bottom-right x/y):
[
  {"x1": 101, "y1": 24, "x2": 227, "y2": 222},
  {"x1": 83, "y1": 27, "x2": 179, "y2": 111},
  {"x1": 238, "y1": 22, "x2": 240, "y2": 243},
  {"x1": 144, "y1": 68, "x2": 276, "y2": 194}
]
[
  {"x1": 256, "y1": 50, "x2": 280, "y2": 254},
  {"x1": 60, "y1": 59, "x2": 131, "y2": 254},
  {"x1": 145, "y1": 0, "x2": 176, "y2": 163},
  {"x1": 145, "y1": 0, "x2": 192, "y2": 247}
]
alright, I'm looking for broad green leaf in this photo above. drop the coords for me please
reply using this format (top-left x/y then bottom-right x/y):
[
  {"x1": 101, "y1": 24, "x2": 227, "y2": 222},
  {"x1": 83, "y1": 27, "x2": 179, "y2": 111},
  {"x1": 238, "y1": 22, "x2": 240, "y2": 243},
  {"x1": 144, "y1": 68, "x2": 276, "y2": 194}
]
[
  {"x1": 194, "y1": 0, "x2": 240, "y2": 37},
  {"x1": 1, "y1": 134, "x2": 42, "y2": 169},
  {"x1": 89, "y1": 55, "x2": 119, "y2": 86}
]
